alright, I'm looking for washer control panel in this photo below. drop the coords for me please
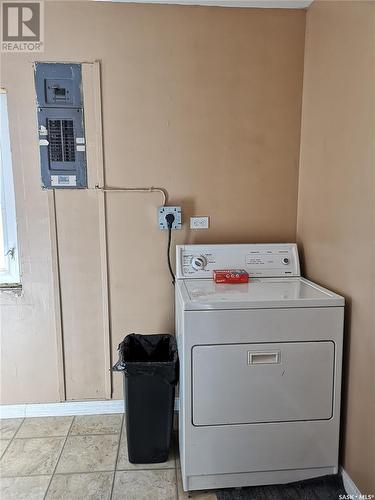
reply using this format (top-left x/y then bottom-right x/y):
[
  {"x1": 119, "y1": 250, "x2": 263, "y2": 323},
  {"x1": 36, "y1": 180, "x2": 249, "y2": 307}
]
[{"x1": 176, "y1": 244, "x2": 300, "y2": 279}]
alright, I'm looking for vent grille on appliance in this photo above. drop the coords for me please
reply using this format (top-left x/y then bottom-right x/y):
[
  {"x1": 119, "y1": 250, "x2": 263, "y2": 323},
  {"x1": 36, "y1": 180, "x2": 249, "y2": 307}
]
[{"x1": 48, "y1": 119, "x2": 75, "y2": 162}]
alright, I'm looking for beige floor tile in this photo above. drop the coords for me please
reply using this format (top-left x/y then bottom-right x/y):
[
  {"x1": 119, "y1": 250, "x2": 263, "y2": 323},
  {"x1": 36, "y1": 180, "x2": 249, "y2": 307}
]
[
  {"x1": 56, "y1": 434, "x2": 119, "y2": 473},
  {"x1": 70, "y1": 414, "x2": 122, "y2": 436},
  {"x1": 0, "y1": 440, "x2": 11, "y2": 458},
  {"x1": 16, "y1": 416, "x2": 73, "y2": 438},
  {"x1": 0, "y1": 437, "x2": 65, "y2": 477},
  {"x1": 0, "y1": 475, "x2": 51, "y2": 500},
  {"x1": 177, "y1": 468, "x2": 217, "y2": 499},
  {"x1": 0, "y1": 418, "x2": 23, "y2": 439},
  {"x1": 112, "y1": 469, "x2": 177, "y2": 500},
  {"x1": 46, "y1": 471, "x2": 113, "y2": 500},
  {"x1": 117, "y1": 427, "x2": 175, "y2": 470}
]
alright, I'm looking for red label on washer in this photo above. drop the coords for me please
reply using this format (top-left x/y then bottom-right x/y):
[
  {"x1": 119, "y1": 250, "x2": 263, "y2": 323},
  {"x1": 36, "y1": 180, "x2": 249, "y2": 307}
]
[{"x1": 213, "y1": 269, "x2": 249, "y2": 284}]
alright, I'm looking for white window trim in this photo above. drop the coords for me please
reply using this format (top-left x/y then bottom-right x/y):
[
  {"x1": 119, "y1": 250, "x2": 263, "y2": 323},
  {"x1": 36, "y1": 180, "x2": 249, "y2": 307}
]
[{"x1": 0, "y1": 89, "x2": 20, "y2": 285}]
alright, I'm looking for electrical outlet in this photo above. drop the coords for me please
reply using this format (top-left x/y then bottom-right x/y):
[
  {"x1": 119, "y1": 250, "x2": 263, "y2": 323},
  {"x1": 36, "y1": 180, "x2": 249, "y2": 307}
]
[
  {"x1": 158, "y1": 206, "x2": 182, "y2": 230},
  {"x1": 190, "y1": 216, "x2": 209, "y2": 229}
]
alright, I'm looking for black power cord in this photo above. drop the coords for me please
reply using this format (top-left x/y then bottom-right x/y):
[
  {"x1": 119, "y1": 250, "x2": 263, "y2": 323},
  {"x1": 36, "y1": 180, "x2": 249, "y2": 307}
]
[{"x1": 165, "y1": 213, "x2": 176, "y2": 286}]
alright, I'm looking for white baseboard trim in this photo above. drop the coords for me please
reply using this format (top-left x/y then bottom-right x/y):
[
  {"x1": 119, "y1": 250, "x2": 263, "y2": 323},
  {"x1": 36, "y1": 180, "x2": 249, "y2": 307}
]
[
  {"x1": 340, "y1": 467, "x2": 362, "y2": 497},
  {"x1": 0, "y1": 400, "x2": 124, "y2": 419},
  {"x1": 0, "y1": 398, "x2": 180, "y2": 419}
]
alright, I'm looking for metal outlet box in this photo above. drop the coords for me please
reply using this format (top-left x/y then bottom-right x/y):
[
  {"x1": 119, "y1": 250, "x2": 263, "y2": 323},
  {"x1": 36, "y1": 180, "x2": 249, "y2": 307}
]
[{"x1": 158, "y1": 206, "x2": 182, "y2": 229}]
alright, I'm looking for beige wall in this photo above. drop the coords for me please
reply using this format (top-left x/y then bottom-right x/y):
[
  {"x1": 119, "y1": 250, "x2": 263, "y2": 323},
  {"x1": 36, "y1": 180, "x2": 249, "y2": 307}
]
[
  {"x1": 297, "y1": 0, "x2": 375, "y2": 493},
  {"x1": 0, "y1": 73, "x2": 63, "y2": 404},
  {"x1": 0, "y1": 2, "x2": 306, "y2": 403},
  {"x1": 1, "y1": 0, "x2": 374, "y2": 492}
]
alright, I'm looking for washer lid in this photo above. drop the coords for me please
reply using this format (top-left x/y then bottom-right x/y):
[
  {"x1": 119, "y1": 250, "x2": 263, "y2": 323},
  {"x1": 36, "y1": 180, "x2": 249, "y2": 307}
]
[{"x1": 180, "y1": 277, "x2": 344, "y2": 310}]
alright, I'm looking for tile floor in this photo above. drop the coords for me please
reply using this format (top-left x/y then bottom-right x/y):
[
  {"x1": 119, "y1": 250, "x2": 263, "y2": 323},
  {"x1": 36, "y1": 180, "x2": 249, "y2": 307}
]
[{"x1": 0, "y1": 414, "x2": 216, "y2": 500}]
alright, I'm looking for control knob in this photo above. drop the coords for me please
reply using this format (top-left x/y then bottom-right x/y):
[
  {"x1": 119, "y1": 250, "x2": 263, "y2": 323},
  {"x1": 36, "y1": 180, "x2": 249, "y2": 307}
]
[
  {"x1": 191, "y1": 255, "x2": 208, "y2": 271},
  {"x1": 282, "y1": 257, "x2": 290, "y2": 265}
]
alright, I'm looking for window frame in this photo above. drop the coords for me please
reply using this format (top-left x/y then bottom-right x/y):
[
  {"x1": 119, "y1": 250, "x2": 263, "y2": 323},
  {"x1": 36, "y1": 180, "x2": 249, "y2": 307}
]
[{"x1": 0, "y1": 89, "x2": 20, "y2": 285}]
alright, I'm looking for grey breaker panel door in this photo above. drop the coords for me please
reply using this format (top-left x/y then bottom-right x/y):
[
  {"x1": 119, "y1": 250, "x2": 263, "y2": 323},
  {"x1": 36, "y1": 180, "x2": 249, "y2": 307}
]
[
  {"x1": 192, "y1": 341, "x2": 335, "y2": 426},
  {"x1": 34, "y1": 63, "x2": 87, "y2": 188}
]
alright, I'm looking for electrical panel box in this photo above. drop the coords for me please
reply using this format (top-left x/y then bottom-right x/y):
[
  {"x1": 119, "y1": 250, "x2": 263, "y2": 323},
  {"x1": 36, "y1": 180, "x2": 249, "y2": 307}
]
[{"x1": 34, "y1": 63, "x2": 87, "y2": 188}]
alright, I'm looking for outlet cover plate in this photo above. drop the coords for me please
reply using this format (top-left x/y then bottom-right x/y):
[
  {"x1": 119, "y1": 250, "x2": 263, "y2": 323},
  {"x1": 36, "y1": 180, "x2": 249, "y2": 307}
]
[
  {"x1": 190, "y1": 216, "x2": 209, "y2": 229},
  {"x1": 158, "y1": 206, "x2": 182, "y2": 230}
]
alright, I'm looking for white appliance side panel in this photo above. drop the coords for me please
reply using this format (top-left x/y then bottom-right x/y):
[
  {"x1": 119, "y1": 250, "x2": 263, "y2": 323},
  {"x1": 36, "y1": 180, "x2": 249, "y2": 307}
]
[{"x1": 192, "y1": 342, "x2": 334, "y2": 426}]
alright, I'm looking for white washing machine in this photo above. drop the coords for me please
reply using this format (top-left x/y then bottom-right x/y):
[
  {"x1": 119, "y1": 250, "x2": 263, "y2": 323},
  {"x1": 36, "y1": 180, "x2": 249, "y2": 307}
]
[{"x1": 175, "y1": 243, "x2": 344, "y2": 492}]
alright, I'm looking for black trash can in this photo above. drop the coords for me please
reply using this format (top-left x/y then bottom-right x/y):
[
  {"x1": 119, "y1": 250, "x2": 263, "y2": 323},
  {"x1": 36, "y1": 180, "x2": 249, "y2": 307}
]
[{"x1": 113, "y1": 334, "x2": 178, "y2": 464}]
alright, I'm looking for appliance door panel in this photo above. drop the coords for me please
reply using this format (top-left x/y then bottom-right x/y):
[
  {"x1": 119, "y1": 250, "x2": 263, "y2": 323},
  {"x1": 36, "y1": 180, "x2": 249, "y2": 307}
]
[{"x1": 192, "y1": 341, "x2": 334, "y2": 426}]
